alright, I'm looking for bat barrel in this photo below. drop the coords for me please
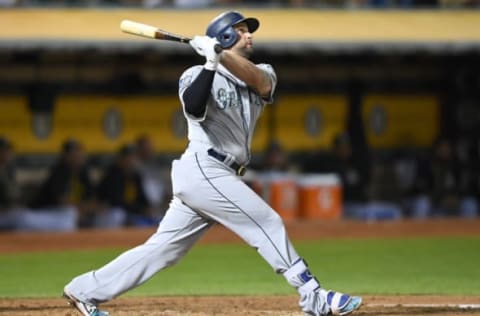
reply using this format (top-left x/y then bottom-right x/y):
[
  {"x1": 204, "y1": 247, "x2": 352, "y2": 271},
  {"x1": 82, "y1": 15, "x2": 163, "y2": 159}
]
[{"x1": 120, "y1": 20, "x2": 157, "y2": 38}]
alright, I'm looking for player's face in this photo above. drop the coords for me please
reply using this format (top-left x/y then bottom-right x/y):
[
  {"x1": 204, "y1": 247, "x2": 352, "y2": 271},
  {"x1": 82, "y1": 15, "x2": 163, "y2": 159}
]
[{"x1": 231, "y1": 23, "x2": 253, "y2": 58}]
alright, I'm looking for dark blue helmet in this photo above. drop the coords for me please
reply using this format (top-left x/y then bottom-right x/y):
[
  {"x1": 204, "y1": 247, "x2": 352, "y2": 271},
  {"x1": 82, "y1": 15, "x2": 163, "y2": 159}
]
[{"x1": 206, "y1": 11, "x2": 259, "y2": 49}]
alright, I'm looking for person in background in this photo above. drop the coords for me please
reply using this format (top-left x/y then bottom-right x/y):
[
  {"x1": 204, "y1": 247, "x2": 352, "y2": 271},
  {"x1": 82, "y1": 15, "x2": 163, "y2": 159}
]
[
  {"x1": 408, "y1": 137, "x2": 478, "y2": 218},
  {"x1": 258, "y1": 140, "x2": 296, "y2": 173},
  {"x1": 427, "y1": 138, "x2": 478, "y2": 217},
  {"x1": 455, "y1": 136, "x2": 479, "y2": 218},
  {"x1": 304, "y1": 133, "x2": 371, "y2": 219},
  {"x1": 0, "y1": 137, "x2": 20, "y2": 230},
  {"x1": 95, "y1": 143, "x2": 150, "y2": 227},
  {"x1": 21, "y1": 139, "x2": 94, "y2": 231},
  {"x1": 135, "y1": 135, "x2": 168, "y2": 223},
  {"x1": 363, "y1": 153, "x2": 404, "y2": 221}
]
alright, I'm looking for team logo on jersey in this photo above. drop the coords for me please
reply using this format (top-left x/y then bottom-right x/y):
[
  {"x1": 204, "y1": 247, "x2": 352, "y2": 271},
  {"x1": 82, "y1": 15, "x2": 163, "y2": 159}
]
[
  {"x1": 179, "y1": 74, "x2": 192, "y2": 90},
  {"x1": 217, "y1": 88, "x2": 240, "y2": 110}
]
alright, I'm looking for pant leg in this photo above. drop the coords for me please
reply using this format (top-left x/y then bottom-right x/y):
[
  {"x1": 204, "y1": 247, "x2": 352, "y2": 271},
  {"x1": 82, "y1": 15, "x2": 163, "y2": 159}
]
[
  {"x1": 176, "y1": 154, "x2": 299, "y2": 273},
  {"x1": 65, "y1": 197, "x2": 212, "y2": 303}
]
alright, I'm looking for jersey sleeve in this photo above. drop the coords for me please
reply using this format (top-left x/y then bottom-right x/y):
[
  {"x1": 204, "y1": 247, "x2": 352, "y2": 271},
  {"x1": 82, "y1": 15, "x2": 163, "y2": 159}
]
[
  {"x1": 257, "y1": 63, "x2": 277, "y2": 104},
  {"x1": 178, "y1": 65, "x2": 208, "y2": 121}
]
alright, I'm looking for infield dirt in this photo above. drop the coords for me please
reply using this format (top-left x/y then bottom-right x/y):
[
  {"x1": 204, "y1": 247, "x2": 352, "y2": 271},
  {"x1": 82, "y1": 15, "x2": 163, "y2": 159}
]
[{"x1": 1, "y1": 219, "x2": 479, "y2": 315}]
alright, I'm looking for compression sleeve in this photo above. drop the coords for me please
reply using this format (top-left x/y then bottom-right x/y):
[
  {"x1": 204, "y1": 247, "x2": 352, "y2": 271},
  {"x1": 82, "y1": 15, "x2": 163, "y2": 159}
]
[{"x1": 182, "y1": 68, "x2": 215, "y2": 118}]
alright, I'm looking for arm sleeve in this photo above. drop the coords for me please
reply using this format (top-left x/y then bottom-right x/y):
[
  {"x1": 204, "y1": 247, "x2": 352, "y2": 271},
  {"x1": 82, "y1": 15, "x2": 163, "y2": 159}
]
[{"x1": 180, "y1": 68, "x2": 215, "y2": 119}]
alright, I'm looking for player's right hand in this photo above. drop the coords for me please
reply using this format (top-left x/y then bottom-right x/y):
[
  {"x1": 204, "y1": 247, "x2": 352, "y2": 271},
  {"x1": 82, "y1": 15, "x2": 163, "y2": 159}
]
[{"x1": 190, "y1": 35, "x2": 221, "y2": 71}]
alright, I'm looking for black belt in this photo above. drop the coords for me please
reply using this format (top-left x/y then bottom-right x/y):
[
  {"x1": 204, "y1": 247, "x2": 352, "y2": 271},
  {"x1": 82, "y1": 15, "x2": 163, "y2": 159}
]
[{"x1": 207, "y1": 148, "x2": 246, "y2": 176}]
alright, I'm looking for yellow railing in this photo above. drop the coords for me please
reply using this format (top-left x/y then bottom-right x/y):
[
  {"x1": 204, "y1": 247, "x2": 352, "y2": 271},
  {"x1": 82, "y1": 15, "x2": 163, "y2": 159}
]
[{"x1": 0, "y1": 9, "x2": 479, "y2": 42}]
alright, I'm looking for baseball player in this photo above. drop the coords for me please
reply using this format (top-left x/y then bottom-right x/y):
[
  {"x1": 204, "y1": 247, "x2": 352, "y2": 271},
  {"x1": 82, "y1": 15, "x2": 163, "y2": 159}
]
[{"x1": 63, "y1": 11, "x2": 362, "y2": 316}]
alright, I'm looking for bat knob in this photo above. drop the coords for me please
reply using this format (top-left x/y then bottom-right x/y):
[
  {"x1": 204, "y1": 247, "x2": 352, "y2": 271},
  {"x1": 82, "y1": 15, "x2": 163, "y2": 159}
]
[{"x1": 214, "y1": 44, "x2": 223, "y2": 54}]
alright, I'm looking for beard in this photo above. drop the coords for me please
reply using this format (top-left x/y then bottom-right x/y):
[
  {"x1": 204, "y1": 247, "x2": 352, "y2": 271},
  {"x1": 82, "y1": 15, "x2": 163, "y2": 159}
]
[
  {"x1": 231, "y1": 42, "x2": 253, "y2": 59},
  {"x1": 244, "y1": 46, "x2": 254, "y2": 58}
]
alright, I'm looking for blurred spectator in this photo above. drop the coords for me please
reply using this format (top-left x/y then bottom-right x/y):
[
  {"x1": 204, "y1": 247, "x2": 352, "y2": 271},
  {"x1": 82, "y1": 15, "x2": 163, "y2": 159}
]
[
  {"x1": 8, "y1": 0, "x2": 480, "y2": 6},
  {"x1": 455, "y1": 137, "x2": 479, "y2": 218},
  {"x1": 0, "y1": 137, "x2": 18, "y2": 209},
  {"x1": 354, "y1": 0, "x2": 480, "y2": 7},
  {"x1": 142, "y1": 0, "x2": 164, "y2": 7},
  {"x1": 392, "y1": 148, "x2": 425, "y2": 216},
  {"x1": 0, "y1": 137, "x2": 20, "y2": 230},
  {"x1": 439, "y1": 0, "x2": 479, "y2": 6},
  {"x1": 96, "y1": 143, "x2": 155, "y2": 227},
  {"x1": 409, "y1": 138, "x2": 478, "y2": 218},
  {"x1": 365, "y1": 154, "x2": 403, "y2": 220},
  {"x1": 17, "y1": 139, "x2": 94, "y2": 231},
  {"x1": 172, "y1": 0, "x2": 215, "y2": 7},
  {"x1": 404, "y1": 149, "x2": 432, "y2": 218},
  {"x1": 259, "y1": 140, "x2": 297, "y2": 173},
  {"x1": 141, "y1": 0, "x2": 216, "y2": 7},
  {"x1": 16, "y1": 0, "x2": 86, "y2": 6},
  {"x1": 362, "y1": 0, "x2": 416, "y2": 7},
  {"x1": 0, "y1": 0, "x2": 20, "y2": 7},
  {"x1": 304, "y1": 133, "x2": 371, "y2": 219},
  {"x1": 135, "y1": 134, "x2": 168, "y2": 221},
  {"x1": 347, "y1": 0, "x2": 441, "y2": 6},
  {"x1": 393, "y1": 150, "x2": 419, "y2": 199}
]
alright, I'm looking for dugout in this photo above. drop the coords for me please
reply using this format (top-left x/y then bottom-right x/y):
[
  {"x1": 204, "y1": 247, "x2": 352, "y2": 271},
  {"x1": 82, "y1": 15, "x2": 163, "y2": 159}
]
[{"x1": 0, "y1": 8, "x2": 479, "y2": 169}]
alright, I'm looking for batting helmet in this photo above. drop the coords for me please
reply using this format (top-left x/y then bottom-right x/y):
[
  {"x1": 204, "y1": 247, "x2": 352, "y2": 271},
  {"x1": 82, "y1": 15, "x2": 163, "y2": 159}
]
[{"x1": 206, "y1": 11, "x2": 259, "y2": 49}]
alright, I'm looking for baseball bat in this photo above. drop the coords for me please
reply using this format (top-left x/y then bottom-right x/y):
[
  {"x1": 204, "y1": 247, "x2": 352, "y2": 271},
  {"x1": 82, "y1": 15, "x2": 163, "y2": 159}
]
[{"x1": 120, "y1": 20, "x2": 222, "y2": 54}]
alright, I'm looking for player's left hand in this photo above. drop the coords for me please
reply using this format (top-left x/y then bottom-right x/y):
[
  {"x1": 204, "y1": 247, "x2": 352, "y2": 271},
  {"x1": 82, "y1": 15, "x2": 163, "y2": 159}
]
[{"x1": 190, "y1": 35, "x2": 221, "y2": 71}]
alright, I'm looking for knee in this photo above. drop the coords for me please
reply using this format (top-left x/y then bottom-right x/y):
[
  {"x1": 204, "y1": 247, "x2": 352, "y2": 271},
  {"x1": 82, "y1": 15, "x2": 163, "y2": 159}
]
[
  {"x1": 265, "y1": 209, "x2": 285, "y2": 228},
  {"x1": 162, "y1": 251, "x2": 186, "y2": 267}
]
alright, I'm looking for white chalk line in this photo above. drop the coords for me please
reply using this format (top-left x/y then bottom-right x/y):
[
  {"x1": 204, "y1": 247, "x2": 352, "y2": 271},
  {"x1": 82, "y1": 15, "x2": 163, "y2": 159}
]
[{"x1": 367, "y1": 303, "x2": 480, "y2": 309}]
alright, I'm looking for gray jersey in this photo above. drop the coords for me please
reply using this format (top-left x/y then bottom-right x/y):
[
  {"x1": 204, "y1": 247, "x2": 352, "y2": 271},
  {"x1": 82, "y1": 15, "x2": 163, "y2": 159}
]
[
  {"x1": 179, "y1": 63, "x2": 277, "y2": 165},
  {"x1": 63, "y1": 15, "x2": 360, "y2": 316}
]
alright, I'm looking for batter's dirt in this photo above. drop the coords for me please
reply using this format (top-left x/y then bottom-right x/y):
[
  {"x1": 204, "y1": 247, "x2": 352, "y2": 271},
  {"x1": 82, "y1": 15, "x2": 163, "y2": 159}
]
[
  {"x1": 1, "y1": 219, "x2": 480, "y2": 315},
  {"x1": 1, "y1": 295, "x2": 480, "y2": 316}
]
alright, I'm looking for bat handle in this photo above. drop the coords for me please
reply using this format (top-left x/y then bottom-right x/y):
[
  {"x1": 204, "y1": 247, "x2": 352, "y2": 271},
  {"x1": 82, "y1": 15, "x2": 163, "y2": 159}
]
[
  {"x1": 186, "y1": 37, "x2": 223, "y2": 54},
  {"x1": 214, "y1": 44, "x2": 223, "y2": 54}
]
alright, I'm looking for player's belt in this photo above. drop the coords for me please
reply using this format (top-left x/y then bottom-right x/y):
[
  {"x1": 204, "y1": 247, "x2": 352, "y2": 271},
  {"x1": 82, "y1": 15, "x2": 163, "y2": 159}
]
[{"x1": 207, "y1": 148, "x2": 246, "y2": 176}]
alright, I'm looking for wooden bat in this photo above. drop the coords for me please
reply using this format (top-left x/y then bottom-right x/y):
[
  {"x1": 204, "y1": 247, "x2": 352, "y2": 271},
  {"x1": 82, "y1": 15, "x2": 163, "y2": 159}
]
[{"x1": 120, "y1": 20, "x2": 222, "y2": 53}]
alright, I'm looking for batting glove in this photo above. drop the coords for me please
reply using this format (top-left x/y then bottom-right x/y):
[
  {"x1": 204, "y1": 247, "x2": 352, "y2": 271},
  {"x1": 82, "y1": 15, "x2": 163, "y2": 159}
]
[{"x1": 190, "y1": 35, "x2": 221, "y2": 71}]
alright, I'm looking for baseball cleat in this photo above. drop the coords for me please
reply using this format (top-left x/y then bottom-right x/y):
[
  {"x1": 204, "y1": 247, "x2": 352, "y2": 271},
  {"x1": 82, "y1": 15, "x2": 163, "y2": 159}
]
[
  {"x1": 63, "y1": 288, "x2": 109, "y2": 316},
  {"x1": 326, "y1": 290, "x2": 362, "y2": 315}
]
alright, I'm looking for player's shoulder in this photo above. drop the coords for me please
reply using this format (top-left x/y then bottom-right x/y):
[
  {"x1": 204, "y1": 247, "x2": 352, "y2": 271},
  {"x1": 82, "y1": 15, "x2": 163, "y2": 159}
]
[
  {"x1": 256, "y1": 63, "x2": 276, "y2": 79},
  {"x1": 179, "y1": 65, "x2": 203, "y2": 89},
  {"x1": 256, "y1": 63, "x2": 275, "y2": 72},
  {"x1": 181, "y1": 65, "x2": 203, "y2": 78},
  {"x1": 256, "y1": 63, "x2": 277, "y2": 83}
]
